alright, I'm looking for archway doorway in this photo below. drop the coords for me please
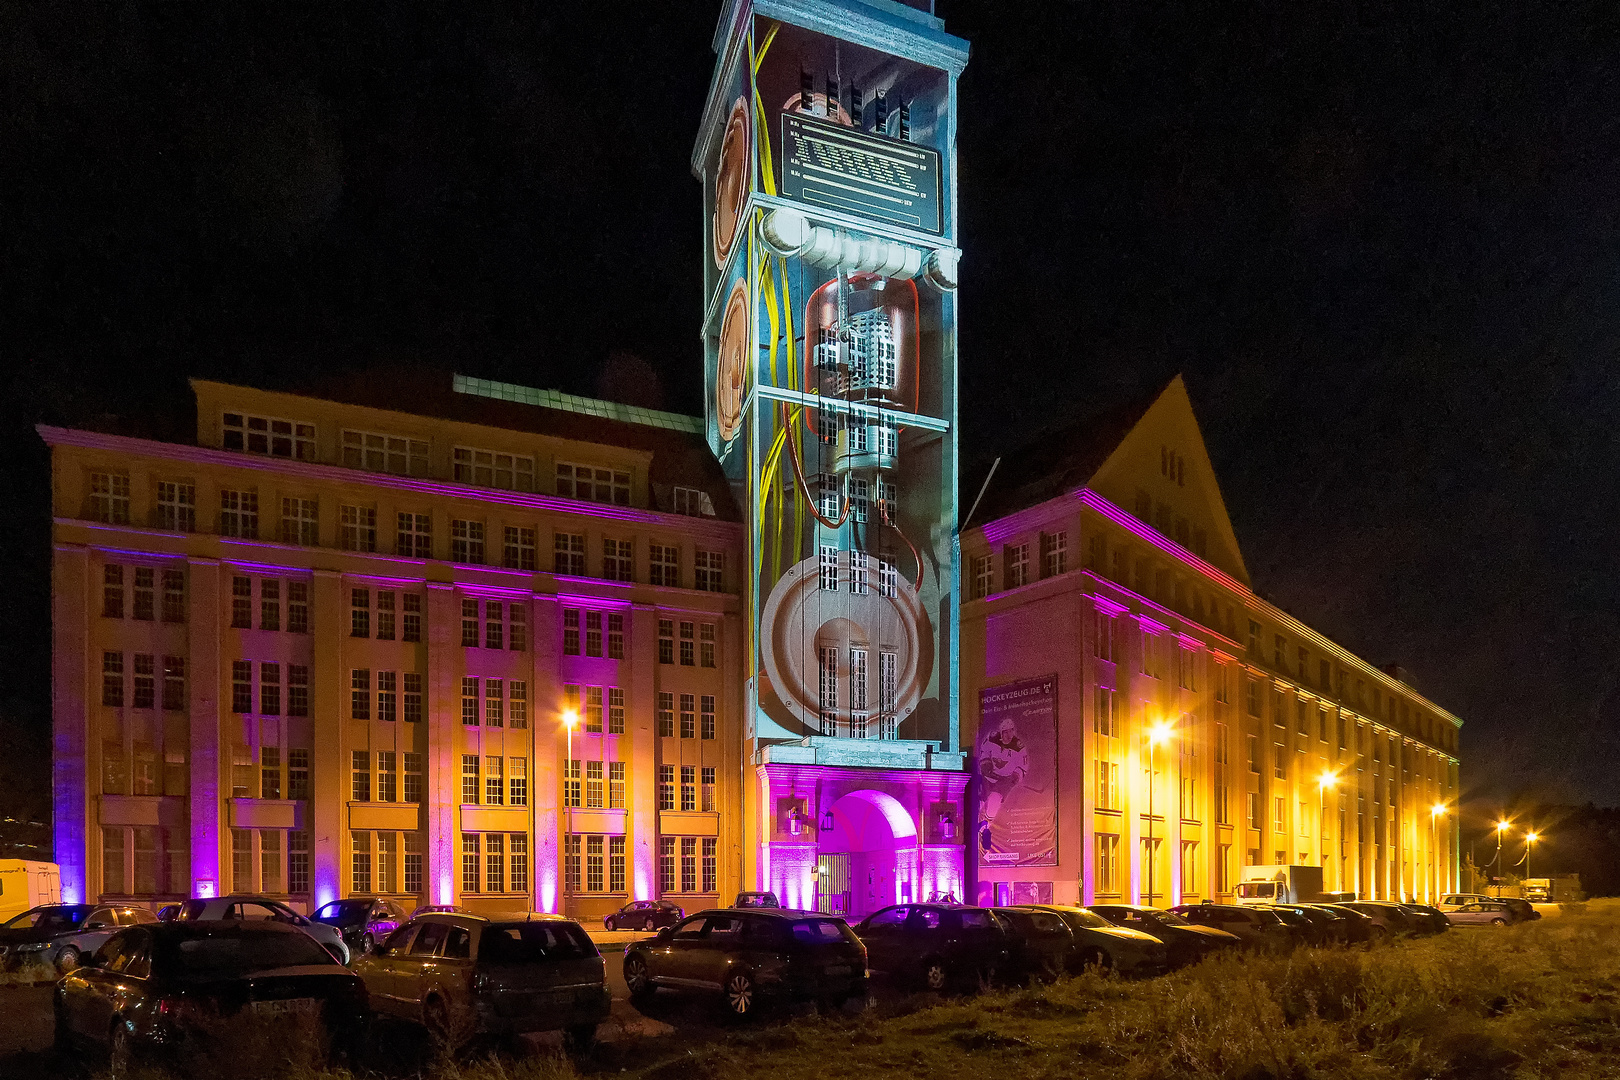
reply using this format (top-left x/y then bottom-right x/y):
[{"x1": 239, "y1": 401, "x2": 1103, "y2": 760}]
[{"x1": 816, "y1": 790, "x2": 917, "y2": 920}]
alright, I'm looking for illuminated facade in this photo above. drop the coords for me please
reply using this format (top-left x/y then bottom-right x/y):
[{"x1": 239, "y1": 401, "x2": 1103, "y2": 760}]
[
  {"x1": 960, "y1": 377, "x2": 1462, "y2": 907},
  {"x1": 693, "y1": 0, "x2": 971, "y2": 914},
  {"x1": 45, "y1": 375, "x2": 744, "y2": 918}
]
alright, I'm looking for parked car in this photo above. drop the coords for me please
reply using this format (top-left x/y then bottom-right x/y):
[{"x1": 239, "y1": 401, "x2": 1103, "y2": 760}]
[
  {"x1": 0, "y1": 904, "x2": 157, "y2": 974},
  {"x1": 1088, "y1": 904, "x2": 1241, "y2": 968},
  {"x1": 603, "y1": 900, "x2": 683, "y2": 931},
  {"x1": 625, "y1": 908, "x2": 867, "y2": 1015},
  {"x1": 1436, "y1": 893, "x2": 1494, "y2": 912},
  {"x1": 53, "y1": 920, "x2": 367, "y2": 1072},
  {"x1": 1268, "y1": 903, "x2": 1347, "y2": 945},
  {"x1": 155, "y1": 904, "x2": 180, "y2": 922},
  {"x1": 410, "y1": 904, "x2": 470, "y2": 919},
  {"x1": 853, "y1": 903, "x2": 1007, "y2": 990},
  {"x1": 1299, "y1": 902, "x2": 1373, "y2": 944},
  {"x1": 1497, "y1": 898, "x2": 1541, "y2": 923},
  {"x1": 733, "y1": 892, "x2": 780, "y2": 909},
  {"x1": 1170, "y1": 904, "x2": 1293, "y2": 951},
  {"x1": 313, "y1": 897, "x2": 408, "y2": 957},
  {"x1": 1397, "y1": 904, "x2": 1451, "y2": 935},
  {"x1": 175, "y1": 896, "x2": 349, "y2": 965},
  {"x1": 1011, "y1": 904, "x2": 1168, "y2": 975},
  {"x1": 1330, "y1": 901, "x2": 1419, "y2": 938},
  {"x1": 357, "y1": 912, "x2": 609, "y2": 1050},
  {"x1": 1263, "y1": 905, "x2": 1319, "y2": 946},
  {"x1": 1446, "y1": 901, "x2": 1513, "y2": 926},
  {"x1": 991, "y1": 908, "x2": 1075, "y2": 980}
]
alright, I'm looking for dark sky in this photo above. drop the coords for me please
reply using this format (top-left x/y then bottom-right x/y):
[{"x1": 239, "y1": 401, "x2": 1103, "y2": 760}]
[{"x1": 4, "y1": 0, "x2": 1618, "y2": 818}]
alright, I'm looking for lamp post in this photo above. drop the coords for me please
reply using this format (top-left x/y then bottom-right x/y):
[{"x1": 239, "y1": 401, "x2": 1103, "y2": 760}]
[
  {"x1": 1430, "y1": 804, "x2": 1446, "y2": 900},
  {"x1": 561, "y1": 708, "x2": 578, "y2": 805},
  {"x1": 1492, "y1": 819, "x2": 1511, "y2": 879},
  {"x1": 1318, "y1": 770, "x2": 1338, "y2": 888},
  {"x1": 1523, "y1": 831, "x2": 1538, "y2": 881},
  {"x1": 1146, "y1": 720, "x2": 1173, "y2": 906}
]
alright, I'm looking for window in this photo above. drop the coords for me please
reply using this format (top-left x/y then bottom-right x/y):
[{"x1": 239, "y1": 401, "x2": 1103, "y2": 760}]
[
  {"x1": 609, "y1": 688, "x2": 625, "y2": 734},
  {"x1": 288, "y1": 582, "x2": 309, "y2": 633},
  {"x1": 397, "y1": 513, "x2": 432, "y2": 559},
  {"x1": 352, "y1": 751, "x2": 371, "y2": 802},
  {"x1": 1093, "y1": 610, "x2": 1116, "y2": 661},
  {"x1": 700, "y1": 695, "x2": 716, "y2": 740},
  {"x1": 603, "y1": 538, "x2": 634, "y2": 582},
  {"x1": 1095, "y1": 760, "x2": 1119, "y2": 810},
  {"x1": 462, "y1": 599, "x2": 479, "y2": 648},
  {"x1": 878, "y1": 553, "x2": 898, "y2": 598},
  {"x1": 509, "y1": 681, "x2": 527, "y2": 729},
  {"x1": 850, "y1": 552, "x2": 869, "y2": 596},
  {"x1": 504, "y1": 526, "x2": 537, "y2": 570},
  {"x1": 342, "y1": 429, "x2": 428, "y2": 476},
  {"x1": 658, "y1": 765, "x2": 675, "y2": 810},
  {"x1": 223, "y1": 413, "x2": 315, "y2": 460},
  {"x1": 287, "y1": 830, "x2": 310, "y2": 894},
  {"x1": 485, "y1": 602, "x2": 504, "y2": 649},
  {"x1": 510, "y1": 833, "x2": 528, "y2": 893},
  {"x1": 131, "y1": 653, "x2": 155, "y2": 709},
  {"x1": 350, "y1": 669, "x2": 371, "y2": 720},
  {"x1": 1245, "y1": 678, "x2": 1262, "y2": 717},
  {"x1": 102, "y1": 565, "x2": 125, "y2": 618},
  {"x1": 657, "y1": 619, "x2": 674, "y2": 664},
  {"x1": 585, "y1": 836, "x2": 603, "y2": 892},
  {"x1": 699, "y1": 623, "x2": 717, "y2": 669},
  {"x1": 1042, "y1": 531, "x2": 1067, "y2": 577},
  {"x1": 340, "y1": 506, "x2": 377, "y2": 552},
  {"x1": 679, "y1": 694, "x2": 696, "y2": 739},
  {"x1": 254, "y1": 578, "x2": 279, "y2": 631},
  {"x1": 451, "y1": 520, "x2": 485, "y2": 564},
  {"x1": 585, "y1": 611, "x2": 602, "y2": 656},
  {"x1": 227, "y1": 659, "x2": 248, "y2": 713},
  {"x1": 281, "y1": 498, "x2": 318, "y2": 546},
  {"x1": 609, "y1": 762, "x2": 626, "y2": 809},
  {"x1": 1181, "y1": 840, "x2": 1199, "y2": 896},
  {"x1": 585, "y1": 686, "x2": 603, "y2": 733},
  {"x1": 650, "y1": 544, "x2": 679, "y2": 587},
  {"x1": 1176, "y1": 646, "x2": 1197, "y2": 690},
  {"x1": 557, "y1": 461, "x2": 629, "y2": 505},
  {"x1": 702, "y1": 766, "x2": 716, "y2": 812},
  {"x1": 1004, "y1": 543, "x2": 1029, "y2": 589},
  {"x1": 695, "y1": 550, "x2": 724, "y2": 592},
  {"x1": 454, "y1": 446, "x2": 535, "y2": 491},
  {"x1": 672, "y1": 485, "x2": 715, "y2": 516},
  {"x1": 1096, "y1": 833, "x2": 1119, "y2": 894},
  {"x1": 679, "y1": 621, "x2": 695, "y2": 666},
  {"x1": 819, "y1": 645, "x2": 838, "y2": 735},
  {"x1": 509, "y1": 758, "x2": 527, "y2": 806},
  {"x1": 462, "y1": 834, "x2": 481, "y2": 892},
  {"x1": 461, "y1": 677, "x2": 479, "y2": 726},
  {"x1": 287, "y1": 665, "x2": 309, "y2": 717},
  {"x1": 659, "y1": 837, "x2": 676, "y2": 893},
  {"x1": 681, "y1": 837, "x2": 698, "y2": 893},
  {"x1": 133, "y1": 568, "x2": 154, "y2": 621},
  {"x1": 377, "y1": 751, "x2": 396, "y2": 802},
  {"x1": 658, "y1": 693, "x2": 675, "y2": 738},
  {"x1": 485, "y1": 757, "x2": 504, "y2": 805},
  {"x1": 510, "y1": 603, "x2": 526, "y2": 651},
  {"x1": 1247, "y1": 792, "x2": 1261, "y2": 829},
  {"x1": 879, "y1": 652, "x2": 898, "y2": 738},
  {"x1": 163, "y1": 656, "x2": 186, "y2": 711},
  {"x1": 288, "y1": 750, "x2": 310, "y2": 801},
  {"x1": 89, "y1": 471, "x2": 131, "y2": 524},
  {"x1": 585, "y1": 761, "x2": 604, "y2": 808},
  {"x1": 608, "y1": 613, "x2": 624, "y2": 659},
  {"x1": 820, "y1": 545, "x2": 840, "y2": 591},
  {"x1": 563, "y1": 609, "x2": 581, "y2": 655},
  {"x1": 461, "y1": 756, "x2": 480, "y2": 803},
  {"x1": 156, "y1": 482, "x2": 196, "y2": 532},
  {"x1": 374, "y1": 832, "x2": 393, "y2": 893},
  {"x1": 404, "y1": 754, "x2": 423, "y2": 803},
  {"x1": 258, "y1": 662, "x2": 279, "y2": 715},
  {"x1": 212, "y1": 489, "x2": 258, "y2": 539},
  {"x1": 1274, "y1": 797, "x2": 1286, "y2": 833},
  {"x1": 1274, "y1": 742, "x2": 1287, "y2": 780},
  {"x1": 969, "y1": 554, "x2": 992, "y2": 599},
  {"x1": 564, "y1": 760, "x2": 581, "y2": 807},
  {"x1": 818, "y1": 473, "x2": 841, "y2": 519},
  {"x1": 1094, "y1": 687, "x2": 1120, "y2": 738},
  {"x1": 377, "y1": 671, "x2": 396, "y2": 722},
  {"x1": 553, "y1": 532, "x2": 584, "y2": 575},
  {"x1": 351, "y1": 589, "x2": 370, "y2": 638}
]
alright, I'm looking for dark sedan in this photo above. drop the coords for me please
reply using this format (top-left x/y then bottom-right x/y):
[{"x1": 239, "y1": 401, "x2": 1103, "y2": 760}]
[
  {"x1": 1089, "y1": 905, "x2": 1241, "y2": 968},
  {"x1": 53, "y1": 921, "x2": 367, "y2": 1072},
  {"x1": 1267, "y1": 904, "x2": 1346, "y2": 946},
  {"x1": 991, "y1": 907, "x2": 1074, "y2": 981},
  {"x1": 1170, "y1": 904, "x2": 1294, "y2": 951},
  {"x1": 855, "y1": 903, "x2": 1008, "y2": 991},
  {"x1": 313, "y1": 897, "x2": 407, "y2": 956},
  {"x1": 604, "y1": 900, "x2": 683, "y2": 931},
  {"x1": 625, "y1": 909, "x2": 867, "y2": 1016}
]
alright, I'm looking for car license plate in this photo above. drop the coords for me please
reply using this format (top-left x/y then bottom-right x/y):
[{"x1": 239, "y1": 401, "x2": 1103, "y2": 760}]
[
  {"x1": 252, "y1": 998, "x2": 318, "y2": 1018},
  {"x1": 824, "y1": 965, "x2": 851, "y2": 976}
]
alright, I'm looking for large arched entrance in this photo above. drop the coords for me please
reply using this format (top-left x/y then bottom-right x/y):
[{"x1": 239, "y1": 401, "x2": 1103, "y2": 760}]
[{"x1": 815, "y1": 790, "x2": 917, "y2": 919}]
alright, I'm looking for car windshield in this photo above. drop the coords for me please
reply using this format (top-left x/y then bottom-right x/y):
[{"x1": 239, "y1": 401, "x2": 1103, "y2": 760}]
[
  {"x1": 1065, "y1": 909, "x2": 1112, "y2": 929},
  {"x1": 1147, "y1": 910, "x2": 1190, "y2": 926},
  {"x1": 162, "y1": 930, "x2": 333, "y2": 976},
  {"x1": 479, "y1": 922, "x2": 596, "y2": 964},
  {"x1": 3, "y1": 907, "x2": 88, "y2": 932},
  {"x1": 315, "y1": 900, "x2": 373, "y2": 921},
  {"x1": 789, "y1": 919, "x2": 853, "y2": 945}
]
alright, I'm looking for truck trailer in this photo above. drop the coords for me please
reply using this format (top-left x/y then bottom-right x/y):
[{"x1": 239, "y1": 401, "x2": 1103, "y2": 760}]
[{"x1": 1234, "y1": 864, "x2": 1326, "y2": 906}]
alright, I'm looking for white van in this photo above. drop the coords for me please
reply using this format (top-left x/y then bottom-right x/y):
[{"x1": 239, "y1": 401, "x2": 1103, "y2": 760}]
[{"x1": 0, "y1": 861, "x2": 61, "y2": 925}]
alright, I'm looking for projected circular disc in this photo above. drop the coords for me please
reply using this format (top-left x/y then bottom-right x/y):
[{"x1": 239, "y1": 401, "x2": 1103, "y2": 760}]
[
  {"x1": 713, "y1": 97, "x2": 750, "y2": 269},
  {"x1": 716, "y1": 278, "x2": 748, "y2": 443}
]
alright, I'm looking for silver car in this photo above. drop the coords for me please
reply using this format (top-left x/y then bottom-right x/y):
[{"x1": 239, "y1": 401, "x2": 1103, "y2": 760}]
[
  {"x1": 0, "y1": 904, "x2": 157, "y2": 973},
  {"x1": 173, "y1": 895, "x2": 350, "y2": 963},
  {"x1": 1445, "y1": 901, "x2": 1512, "y2": 926}
]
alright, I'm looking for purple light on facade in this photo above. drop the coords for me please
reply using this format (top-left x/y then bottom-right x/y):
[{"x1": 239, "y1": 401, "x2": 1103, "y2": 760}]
[
  {"x1": 770, "y1": 843, "x2": 818, "y2": 910},
  {"x1": 195, "y1": 878, "x2": 217, "y2": 900}
]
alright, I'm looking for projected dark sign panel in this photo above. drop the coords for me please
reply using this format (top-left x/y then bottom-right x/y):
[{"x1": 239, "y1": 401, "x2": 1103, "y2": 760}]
[{"x1": 782, "y1": 114, "x2": 942, "y2": 234}]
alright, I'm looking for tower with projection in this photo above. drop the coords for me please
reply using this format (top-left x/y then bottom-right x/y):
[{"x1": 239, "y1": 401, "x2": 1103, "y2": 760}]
[{"x1": 694, "y1": 0, "x2": 969, "y2": 915}]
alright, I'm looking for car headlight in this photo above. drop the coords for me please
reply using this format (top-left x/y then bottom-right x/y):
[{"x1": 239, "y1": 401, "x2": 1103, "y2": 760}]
[{"x1": 16, "y1": 943, "x2": 50, "y2": 953}]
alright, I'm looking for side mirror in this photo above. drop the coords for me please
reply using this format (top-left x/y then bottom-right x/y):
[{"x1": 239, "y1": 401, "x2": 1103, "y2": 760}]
[
  {"x1": 85, "y1": 922, "x2": 109, "y2": 931},
  {"x1": 654, "y1": 926, "x2": 673, "y2": 940}
]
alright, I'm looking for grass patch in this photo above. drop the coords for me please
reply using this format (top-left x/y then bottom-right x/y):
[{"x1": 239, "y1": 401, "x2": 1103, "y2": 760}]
[{"x1": 83, "y1": 901, "x2": 1620, "y2": 1080}]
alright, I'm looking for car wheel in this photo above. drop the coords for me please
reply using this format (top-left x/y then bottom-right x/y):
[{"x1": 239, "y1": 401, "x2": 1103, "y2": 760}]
[
  {"x1": 423, "y1": 996, "x2": 455, "y2": 1052},
  {"x1": 1078, "y1": 948, "x2": 1112, "y2": 975},
  {"x1": 723, "y1": 971, "x2": 756, "y2": 1016},
  {"x1": 1037, "y1": 955, "x2": 1065, "y2": 982},
  {"x1": 1490, "y1": 917, "x2": 1507, "y2": 927},
  {"x1": 360, "y1": 933, "x2": 374, "y2": 957},
  {"x1": 55, "y1": 946, "x2": 81, "y2": 974},
  {"x1": 922, "y1": 958, "x2": 949, "y2": 991},
  {"x1": 108, "y1": 1020, "x2": 134, "y2": 1078},
  {"x1": 624, "y1": 955, "x2": 654, "y2": 1000},
  {"x1": 564, "y1": 1023, "x2": 598, "y2": 1055}
]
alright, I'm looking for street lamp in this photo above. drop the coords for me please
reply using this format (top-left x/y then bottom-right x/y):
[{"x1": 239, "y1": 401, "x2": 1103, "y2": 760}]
[
  {"x1": 1524, "y1": 831, "x2": 1539, "y2": 881},
  {"x1": 1146, "y1": 720, "x2": 1173, "y2": 906},
  {"x1": 1318, "y1": 770, "x2": 1338, "y2": 887},
  {"x1": 561, "y1": 708, "x2": 579, "y2": 805},
  {"x1": 1492, "y1": 819, "x2": 1511, "y2": 878}
]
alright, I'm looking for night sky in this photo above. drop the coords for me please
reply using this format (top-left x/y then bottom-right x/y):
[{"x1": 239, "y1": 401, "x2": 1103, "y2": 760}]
[{"x1": 4, "y1": 1, "x2": 1618, "y2": 821}]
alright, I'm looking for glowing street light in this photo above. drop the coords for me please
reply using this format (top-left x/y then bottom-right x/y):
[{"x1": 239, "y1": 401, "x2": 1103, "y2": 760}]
[
  {"x1": 1430, "y1": 804, "x2": 1448, "y2": 899},
  {"x1": 1524, "y1": 831, "x2": 1539, "y2": 881},
  {"x1": 1317, "y1": 770, "x2": 1338, "y2": 884},
  {"x1": 1145, "y1": 719, "x2": 1174, "y2": 905}
]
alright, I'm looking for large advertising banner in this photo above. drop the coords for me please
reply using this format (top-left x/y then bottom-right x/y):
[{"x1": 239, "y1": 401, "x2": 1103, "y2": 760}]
[{"x1": 976, "y1": 676, "x2": 1058, "y2": 867}]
